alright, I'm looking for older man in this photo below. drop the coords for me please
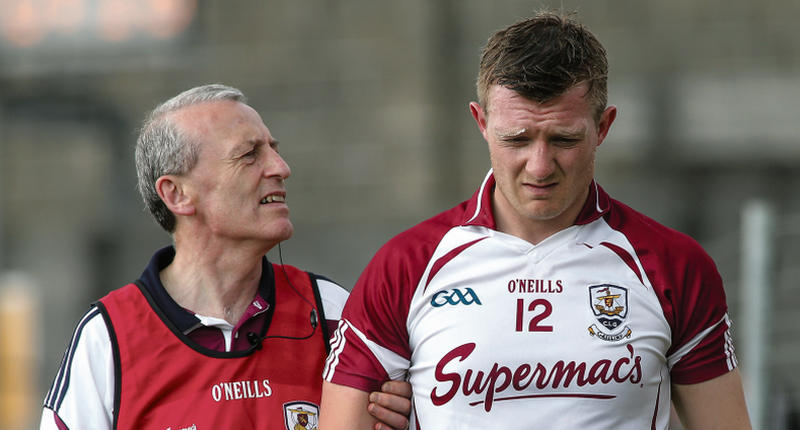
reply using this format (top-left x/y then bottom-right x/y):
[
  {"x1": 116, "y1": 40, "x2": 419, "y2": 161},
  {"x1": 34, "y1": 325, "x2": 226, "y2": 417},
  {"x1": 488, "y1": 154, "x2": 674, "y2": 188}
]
[
  {"x1": 320, "y1": 12, "x2": 751, "y2": 429},
  {"x1": 40, "y1": 84, "x2": 410, "y2": 429}
]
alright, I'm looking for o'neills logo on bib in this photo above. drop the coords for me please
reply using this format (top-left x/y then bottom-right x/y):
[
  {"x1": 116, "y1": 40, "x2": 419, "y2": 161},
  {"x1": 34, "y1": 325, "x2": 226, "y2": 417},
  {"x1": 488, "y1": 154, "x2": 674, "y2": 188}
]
[
  {"x1": 431, "y1": 343, "x2": 642, "y2": 412},
  {"x1": 211, "y1": 379, "x2": 273, "y2": 402}
]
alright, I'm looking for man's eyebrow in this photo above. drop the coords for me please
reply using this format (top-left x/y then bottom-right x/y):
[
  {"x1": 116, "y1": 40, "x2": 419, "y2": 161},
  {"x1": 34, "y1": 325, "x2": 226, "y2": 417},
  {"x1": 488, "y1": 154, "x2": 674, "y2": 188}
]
[
  {"x1": 226, "y1": 138, "x2": 268, "y2": 158},
  {"x1": 550, "y1": 127, "x2": 587, "y2": 139},
  {"x1": 493, "y1": 127, "x2": 527, "y2": 139}
]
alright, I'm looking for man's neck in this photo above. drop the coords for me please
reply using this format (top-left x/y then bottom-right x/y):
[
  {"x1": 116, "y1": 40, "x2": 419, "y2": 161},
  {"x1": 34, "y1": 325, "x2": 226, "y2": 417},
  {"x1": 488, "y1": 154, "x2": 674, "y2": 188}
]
[
  {"x1": 160, "y1": 239, "x2": 267, "y2": 325},
  {"x1": 492, "y1": 188, "x2": 589, "y2": 246},
  {"x1": 496, "y1": 215, "x2": 572, "y2": 245}
]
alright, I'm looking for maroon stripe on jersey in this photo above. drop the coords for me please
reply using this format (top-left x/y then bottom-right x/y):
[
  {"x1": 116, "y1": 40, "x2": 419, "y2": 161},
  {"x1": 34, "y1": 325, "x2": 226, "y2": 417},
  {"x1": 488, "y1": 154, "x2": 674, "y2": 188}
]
[
  {"x1": 339, "y1": 204, "x2": 474, "y2": 368},
  {"x1": 54, "y1": 412, "x2": 69, "y2": 430},
  {"x1": 600, "y1": 241, "x2": 644, "y2": 285},
  {"x1": 602, "y1": 190, "x2": 731, "y2": 382},
  {"x1": 326, "y1": 321, "x2": 390, "y2": 392},
  {"x1": 670, "y1": 318, "x2": 733, "y2": 384},
  {"x1": 468, "y1": 392, "x2": 615, "y2": 408},
  {"x1": 423, "y1": 237, "x2": 488, "y2": 291},
  {"x1": 574, "y1": 181, "x2": 611, "y2": 225},
  {"x1": 650, "y1": 370, "x2": 664, "y2": 429},
  {"x1": 462, "y1": 171, "x2": 495, "y2": 228}
]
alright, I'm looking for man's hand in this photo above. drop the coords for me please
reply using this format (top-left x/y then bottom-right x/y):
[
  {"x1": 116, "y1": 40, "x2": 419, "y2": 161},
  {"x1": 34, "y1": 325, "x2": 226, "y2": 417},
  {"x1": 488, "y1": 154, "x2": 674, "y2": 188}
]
[{"x1": 367, "y1": 380, "x2": 412, "y2": 430}]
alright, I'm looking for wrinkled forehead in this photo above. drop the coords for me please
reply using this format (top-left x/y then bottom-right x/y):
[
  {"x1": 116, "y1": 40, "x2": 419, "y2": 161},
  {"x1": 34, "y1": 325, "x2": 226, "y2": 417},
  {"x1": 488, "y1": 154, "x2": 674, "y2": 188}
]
[
  {"x1": 486, "y1": 84, "x2": 595, "y2": 129},
  {"x1": 170, "y1": 100, "x2": 272, "y2": 146},
  {"x1": 170, "y1": 100, "x2": 250, "y2": 129}
]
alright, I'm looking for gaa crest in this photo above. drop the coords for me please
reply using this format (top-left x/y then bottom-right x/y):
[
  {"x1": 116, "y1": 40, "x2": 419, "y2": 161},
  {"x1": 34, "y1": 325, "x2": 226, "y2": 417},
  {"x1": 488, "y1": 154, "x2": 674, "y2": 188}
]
[
  {"x1": 283, "y1": 401, "x2": 319, "y2": 430},
  {"x1": 588, "y1": 284, "x2": 632, "y2": 342}
]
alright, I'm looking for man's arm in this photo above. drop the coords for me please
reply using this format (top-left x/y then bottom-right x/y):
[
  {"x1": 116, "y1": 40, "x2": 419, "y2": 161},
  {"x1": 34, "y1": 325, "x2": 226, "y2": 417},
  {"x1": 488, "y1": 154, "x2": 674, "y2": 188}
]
[
  {"x1": 320, "y1": 381, "x2": 376, "y2": 430},
  {"x1": 672, "y1": 368, "x2": 752, "y2": 429},
  {"x1": 317, "y1": 274, "x2": 411, "y2": 430},
  {"x1": 40, "y1": 306, "x2": 114, "y2": 429}
]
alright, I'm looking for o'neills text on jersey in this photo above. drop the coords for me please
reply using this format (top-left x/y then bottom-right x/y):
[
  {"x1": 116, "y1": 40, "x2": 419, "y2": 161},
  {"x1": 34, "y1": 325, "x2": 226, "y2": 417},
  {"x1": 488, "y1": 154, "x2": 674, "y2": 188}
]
[
  {"x1": 431, "y1": 343, "x2": 642, "y2": 412},
  {"x1": 507, "y1": 279, "x2": 563, "y2": 294},
  {"x1": 211, "y1": 379, "x2": 272, "y2": 402}
]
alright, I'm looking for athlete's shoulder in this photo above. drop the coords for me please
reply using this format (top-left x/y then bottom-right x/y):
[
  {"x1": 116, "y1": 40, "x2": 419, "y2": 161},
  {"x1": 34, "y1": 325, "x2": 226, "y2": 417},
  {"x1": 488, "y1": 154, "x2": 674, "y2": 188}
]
[
  {"x1": 375, "y1": 199, "x2": 471, "y2": 265},
  {"x1": 605, "y1": 197, "x2": 712, "y2": 262},
  {"x1": 48, "y1": 304, "x2": 110, "y2": 365},
  {"x1": 345, "y1": 199, "x2": 471, "y2": 331},
  {"x1": 603, "y1": 197, "x2": 726, "y2": 322},
  {"x1": 309, "y1": 273, "x2": 349, "y2": 321},
  {"x1": 99, "y1": 281, "x2": 142, "y2": 302},
  {"x1": 43, "y1": 304, "x2": 114, "y2": 428},
  {"x1": 270, "y1": 263, "x2": 348, "y2": 310},
  {"x1": 309, "y1": 272, "x2": 347, "y2": 295}
]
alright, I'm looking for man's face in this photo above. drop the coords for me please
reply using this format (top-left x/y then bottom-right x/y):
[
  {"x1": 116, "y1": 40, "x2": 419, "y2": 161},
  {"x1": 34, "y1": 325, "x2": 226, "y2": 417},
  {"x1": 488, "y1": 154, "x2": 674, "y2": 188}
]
[
  {"x1": 172, "y1": 100, "x2": 293, "y2": 247},
  {"x1": 470, "y1": 84, "x2": 616, "y2": 243}
]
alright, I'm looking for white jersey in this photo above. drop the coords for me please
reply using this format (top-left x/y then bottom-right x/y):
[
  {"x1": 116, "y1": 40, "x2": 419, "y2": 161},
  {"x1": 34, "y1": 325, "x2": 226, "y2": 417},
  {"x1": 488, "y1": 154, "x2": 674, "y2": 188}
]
[{"x1": 324, "y1": 171, "x2": 736, "y2": 429}]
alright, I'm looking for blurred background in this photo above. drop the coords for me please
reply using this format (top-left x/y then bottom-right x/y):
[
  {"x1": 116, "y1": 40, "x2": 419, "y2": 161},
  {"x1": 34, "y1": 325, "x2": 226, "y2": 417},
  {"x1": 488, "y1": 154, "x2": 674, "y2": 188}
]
[{"x1": 0, "y1": 0, "x2": 797, "y2": 428}]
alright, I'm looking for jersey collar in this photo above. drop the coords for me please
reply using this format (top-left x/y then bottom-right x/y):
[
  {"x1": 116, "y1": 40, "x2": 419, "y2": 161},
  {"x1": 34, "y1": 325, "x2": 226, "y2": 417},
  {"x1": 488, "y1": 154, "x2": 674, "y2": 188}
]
[
  {"x1": 137, "y1": 246, "x2": 275, "y2": 334},
  {"x1": 462, "y1": 169, "x2": 611, "y2": 229}
]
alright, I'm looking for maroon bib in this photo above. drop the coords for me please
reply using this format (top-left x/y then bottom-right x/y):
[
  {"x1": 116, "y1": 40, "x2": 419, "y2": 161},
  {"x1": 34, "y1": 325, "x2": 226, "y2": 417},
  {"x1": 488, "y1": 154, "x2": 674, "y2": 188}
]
[{"x1": 99, "y1": 264, "x2": 327, "y2": 429}]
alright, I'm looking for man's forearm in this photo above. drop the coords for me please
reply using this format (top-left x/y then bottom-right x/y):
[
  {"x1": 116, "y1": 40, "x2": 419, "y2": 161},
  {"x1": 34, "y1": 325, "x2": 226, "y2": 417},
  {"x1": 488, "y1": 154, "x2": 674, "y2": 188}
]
[{"x1": 320, "y1": 381, "x2": 377, "y2": 430}]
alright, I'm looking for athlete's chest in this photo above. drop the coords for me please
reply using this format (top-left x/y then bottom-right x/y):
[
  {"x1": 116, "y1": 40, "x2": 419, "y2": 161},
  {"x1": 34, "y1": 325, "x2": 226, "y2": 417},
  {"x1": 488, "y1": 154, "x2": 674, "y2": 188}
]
[{"x1": 405, "y1": 230, "x2": 672, "y2": 410}]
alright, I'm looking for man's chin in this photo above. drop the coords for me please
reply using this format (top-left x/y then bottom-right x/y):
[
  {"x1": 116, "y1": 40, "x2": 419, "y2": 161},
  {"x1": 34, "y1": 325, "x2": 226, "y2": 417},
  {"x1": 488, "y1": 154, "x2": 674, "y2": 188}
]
[
  {"x1": 522, "y1": 203, "x2": 563, "y2": 221},
  {"x1": 260, "y1": 221, "x2": 294, "y2": 244},
  {"x1": 276, "y1": 222, "x2": 294, "y2": 242}
]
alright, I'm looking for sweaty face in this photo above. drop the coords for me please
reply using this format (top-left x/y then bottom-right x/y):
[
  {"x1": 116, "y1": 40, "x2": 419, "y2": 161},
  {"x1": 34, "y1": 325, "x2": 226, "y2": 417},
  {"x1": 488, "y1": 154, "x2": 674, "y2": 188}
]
[
  {"x1": 470, "y1": 84, "x2": 615, "y2": 244},
  {"x1": 175, "y1": 100, "x2": 293, "y2": 248}
]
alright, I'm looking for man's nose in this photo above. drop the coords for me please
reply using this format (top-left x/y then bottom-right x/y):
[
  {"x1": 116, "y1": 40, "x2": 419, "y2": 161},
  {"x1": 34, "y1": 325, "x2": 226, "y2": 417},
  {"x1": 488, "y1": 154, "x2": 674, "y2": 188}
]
[
  {"x1": 524, "y1": 142, "x2": 556, "y2": 180},
  {"x1": 263, "y1": 148, "x2": 291, "y2": 180}
]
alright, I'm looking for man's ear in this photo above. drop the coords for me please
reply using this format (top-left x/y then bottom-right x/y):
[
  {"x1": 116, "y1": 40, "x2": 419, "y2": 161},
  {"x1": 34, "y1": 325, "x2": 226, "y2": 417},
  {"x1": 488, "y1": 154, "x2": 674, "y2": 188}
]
[
  {"x1": 155, "y1": 175, "x2": 195, "y2": 216},
  {"x1": 469, "y1": 101, "x2": 489, "y2": 140},
  {"x1": 596, "y1": 105, "x2": 617, "y2": 146}
]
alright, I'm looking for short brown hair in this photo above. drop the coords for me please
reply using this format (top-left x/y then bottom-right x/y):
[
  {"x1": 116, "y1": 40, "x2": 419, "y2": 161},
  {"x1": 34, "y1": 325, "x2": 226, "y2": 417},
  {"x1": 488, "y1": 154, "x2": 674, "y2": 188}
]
[{"x1": 476, "y1": 11, "x2": 608, "y2": 121}]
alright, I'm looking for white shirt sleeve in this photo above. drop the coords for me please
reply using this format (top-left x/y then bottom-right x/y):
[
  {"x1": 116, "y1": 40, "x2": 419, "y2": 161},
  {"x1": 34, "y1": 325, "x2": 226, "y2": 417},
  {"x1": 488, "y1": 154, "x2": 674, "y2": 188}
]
[
  {"x1": 40, "y1": 306, "x2": 114, "y2": 430},
  {"x1": 316, "y1": 278, "x2": 349, "y2": 321}
]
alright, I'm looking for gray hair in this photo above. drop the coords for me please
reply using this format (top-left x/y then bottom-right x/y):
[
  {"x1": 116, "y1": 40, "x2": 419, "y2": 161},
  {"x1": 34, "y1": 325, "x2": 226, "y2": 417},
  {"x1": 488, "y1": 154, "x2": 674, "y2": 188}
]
[{"x1": 135, "y1": 84, "x2": 247, "y2": 232}]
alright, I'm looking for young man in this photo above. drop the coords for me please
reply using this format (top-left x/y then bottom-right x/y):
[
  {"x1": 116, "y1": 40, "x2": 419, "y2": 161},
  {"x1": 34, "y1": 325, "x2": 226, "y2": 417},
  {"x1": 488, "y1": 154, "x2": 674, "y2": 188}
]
[
  {"x1": 40, "y1": 84, "x2": 410, "y2": 429},
  {"x1": 320, "y1": 13, "x2": 752, "y2": 429}
]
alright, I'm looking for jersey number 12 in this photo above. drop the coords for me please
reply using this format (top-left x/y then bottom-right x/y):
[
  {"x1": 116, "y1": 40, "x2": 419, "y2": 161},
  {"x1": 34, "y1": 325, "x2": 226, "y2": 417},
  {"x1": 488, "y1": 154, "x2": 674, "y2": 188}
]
[{"x1": 515, "y1": 298, "x2": 553, "y2": 332}]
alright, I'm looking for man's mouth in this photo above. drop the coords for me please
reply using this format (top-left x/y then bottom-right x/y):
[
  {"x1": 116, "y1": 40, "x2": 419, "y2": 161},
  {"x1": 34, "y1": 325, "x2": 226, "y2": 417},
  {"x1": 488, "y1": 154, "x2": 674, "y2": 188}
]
[
  {"x1": 260, "y1": 194, "x2": 286, "y2": 204},
  {"x1": 525, "y1": 182, "x2": 557, "y2": 190}
]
